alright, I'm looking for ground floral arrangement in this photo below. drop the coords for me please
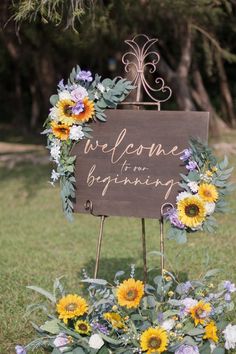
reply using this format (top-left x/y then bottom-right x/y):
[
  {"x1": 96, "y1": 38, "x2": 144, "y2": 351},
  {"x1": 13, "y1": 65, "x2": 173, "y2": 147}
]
[
  {"x1": 16, "y1": 269, "x2": 236, "y2": 354},
  {"x1": 42, "y1": 66, "x2": 133, "y2": 220}
]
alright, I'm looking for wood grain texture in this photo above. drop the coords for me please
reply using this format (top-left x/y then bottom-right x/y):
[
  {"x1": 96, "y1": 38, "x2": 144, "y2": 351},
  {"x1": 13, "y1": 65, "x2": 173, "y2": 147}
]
[{"x1": 72, "y1": 110, "x2": 209, "y2": 218}]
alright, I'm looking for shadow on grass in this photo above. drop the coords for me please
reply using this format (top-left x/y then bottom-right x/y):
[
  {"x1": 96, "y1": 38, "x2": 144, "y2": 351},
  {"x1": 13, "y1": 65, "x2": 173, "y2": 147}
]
[
  {"x1": 0, "y1": 162, "x2": 51, "y2": 198},
  {"x1": 81, "y1": 257, "x2": 189, "y2": 284}
]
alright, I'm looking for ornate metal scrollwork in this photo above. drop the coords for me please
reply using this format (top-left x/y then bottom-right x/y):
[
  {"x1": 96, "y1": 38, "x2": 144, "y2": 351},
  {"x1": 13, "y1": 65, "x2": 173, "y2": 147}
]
[{"x1": 122, "y1": 34, "x2": 172, "y2": 105}]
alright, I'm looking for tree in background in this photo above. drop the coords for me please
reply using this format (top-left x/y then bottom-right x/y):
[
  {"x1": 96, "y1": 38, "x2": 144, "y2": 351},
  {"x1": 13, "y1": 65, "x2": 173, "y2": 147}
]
[{"x1": 1, "y1": 0, "x2": 236, "y2": 135}]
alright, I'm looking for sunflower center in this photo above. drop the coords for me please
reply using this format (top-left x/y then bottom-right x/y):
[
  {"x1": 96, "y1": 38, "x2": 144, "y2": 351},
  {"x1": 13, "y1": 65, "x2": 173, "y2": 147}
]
[
  {"x1": 196, "y1": 308, "x2": 206, "y2": 318},
  {"x1": 203, "y1": 190, "x2": 212, "y2": 197},
  {"x1": 148, "y1": 336, "x2": 161, "y2": 349},
  {"x1": 185, "y1": 204, "x2": 200, "y2": 217},
  {"x1": 66, "y1": 303, "x2": 77, "y2": 311},
  {"x1": 78, "y1": 323, "x2": 88, "y2": 331},
  {"x1": 126, "y1": 288, "x2": 138, "y2": 301},
  {"x1": 63, "y1": 105, "x2": 73, "y2": 116},
  {"x1": 58, "y1": 127, "x2": 68, "y2": 134}
]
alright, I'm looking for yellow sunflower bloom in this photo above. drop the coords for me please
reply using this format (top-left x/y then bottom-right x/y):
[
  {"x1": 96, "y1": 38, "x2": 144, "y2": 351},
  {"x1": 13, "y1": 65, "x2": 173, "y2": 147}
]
[
  {"x1": 56, "y1": 294, "x2": 88, "y2": 322},
  {"x1": 177, "y1": 196, "x2": 206, "y2": 228},
  {"x1": 51, "y1": 121, "x2": 70, "y2": 140},
  {"x1": 103, "y1": 312, "x2": 125, "y2": 329},
  {"x1": 140, "y1": 327, "x2": 168, "y2": 353},
  {"x1": 57, "y1": 99, "x2": 75, "y2": 126},
  {"x1": 203, "y1": 321, "x2": 218, "y2": 342},
  {"x1": 73, "y1": 97, "x2": 94, "y2": 123},
  {"x1": 198, "y1": 183, "x2": 218, "y2": 203},
  {"x1": 190, "y1": 301, "x2": 211, "y2": 326},
  {"x1": 74, "y1": 320, "x2": 91, "y2": 335},
  {"x1": 117, "y1": 278, "x2": 144, "y2": 309}
]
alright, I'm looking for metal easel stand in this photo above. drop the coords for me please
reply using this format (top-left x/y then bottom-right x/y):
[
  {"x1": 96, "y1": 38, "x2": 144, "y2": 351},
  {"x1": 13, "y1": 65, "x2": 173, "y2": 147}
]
[
  {"x1": 121, "y1": 34, "x2": 172, "y2": 280},
  {"x1": 86, "y1": 34, "x2": 173, "y2": 280}
]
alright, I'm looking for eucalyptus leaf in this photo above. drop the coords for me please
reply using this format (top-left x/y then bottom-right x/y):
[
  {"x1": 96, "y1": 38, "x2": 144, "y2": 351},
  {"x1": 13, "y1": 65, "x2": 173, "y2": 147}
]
[
  {"x1": 26, "y1": 286, "x2": 56, "y2": 303},
  {"x1": 40, "y1": 319, "x2": 60, "y2": 334}
]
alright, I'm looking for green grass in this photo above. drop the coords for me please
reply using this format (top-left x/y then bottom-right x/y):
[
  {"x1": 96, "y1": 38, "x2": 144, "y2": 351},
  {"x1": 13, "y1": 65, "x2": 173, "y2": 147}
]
[{"x1": 0, "y1": 154, "x2": 236, "y2": 354}]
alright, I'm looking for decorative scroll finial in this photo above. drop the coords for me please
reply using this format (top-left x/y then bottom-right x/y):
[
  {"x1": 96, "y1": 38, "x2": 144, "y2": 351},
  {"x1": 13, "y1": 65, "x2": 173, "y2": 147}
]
[{"x1": 122, "y1": 34, "x2": 172, "y2": 105}]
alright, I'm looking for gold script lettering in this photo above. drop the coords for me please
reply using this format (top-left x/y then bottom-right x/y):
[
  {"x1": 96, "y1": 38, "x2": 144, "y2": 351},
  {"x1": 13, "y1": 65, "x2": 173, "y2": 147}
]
[
  {"x1": 87, "y1": 164, "x2": 178, "y2": 199},
  {"x1": 84, "y1": 128, "x2": 184, "y2": 164}
]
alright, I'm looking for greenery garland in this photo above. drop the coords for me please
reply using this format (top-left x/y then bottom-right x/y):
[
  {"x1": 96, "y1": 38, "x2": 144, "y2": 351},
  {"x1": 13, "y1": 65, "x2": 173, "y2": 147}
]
[{"x1": 42, "y1": 66, "x2": 134, "y2": 220}]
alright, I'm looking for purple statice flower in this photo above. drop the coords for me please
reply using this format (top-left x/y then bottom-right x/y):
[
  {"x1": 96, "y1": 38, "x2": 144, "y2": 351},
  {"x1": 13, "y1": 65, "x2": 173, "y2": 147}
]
[
  {"x1": 180, "y1": 148, "x2": 192, "y2": 161},
  {"x1": 186, "y1": 161, "x2": 198, "y2": 171},
  {"x1": 175, "y1": 345, "x2": 199, "y2": 354},
  {"x1": 91, "y1": 322, "x2": 109, "y2": 335},
  {"x1": 71, "y1": 101, "x2": 84, "y2": 115},
  {"x1": 224, "y1": 281, "x2": 236, "y2": 293},
  {"x1": 182, "y1": 281, "x2": 192, "y2": 293},
  {"x1": 166, "y1": 208, "x2": 185, "y2": 229},
  {"x1": 157, "y1": 312, "x2": 164, "y2": 323},
  {"x1": 225, "y1": 293, "x2": 231, "y2": 302},
  {"x1": 76, "y1": 70, "x2": 93, "y2": 82},
  {"x1": 15, "y1": 346, "x2": 27, "y2": 354}
]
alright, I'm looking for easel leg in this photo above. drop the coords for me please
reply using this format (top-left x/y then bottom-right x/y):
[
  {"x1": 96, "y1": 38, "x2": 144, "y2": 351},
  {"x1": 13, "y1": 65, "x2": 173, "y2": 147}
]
[
  {"x1": 141, "y1": 218, "x2": 147, "y2": 284},
  {"x1": 159, "y1": 216, "x2": 165, "y2": 277},
  {"x1": 94, "y1": 215, "x2": 106, "y2": 279}
]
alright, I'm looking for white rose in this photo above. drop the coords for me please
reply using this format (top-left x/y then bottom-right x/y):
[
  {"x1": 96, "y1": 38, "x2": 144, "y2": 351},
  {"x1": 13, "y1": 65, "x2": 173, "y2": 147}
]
[
  {"x1": 59, "y1": 90, "x2": 72, "y2": 100},
  {"x1": 89, "y1": 334, "x2": 104, "y2": 349},
  {"x1": 161, "y1": 319, "x2": 175, "y2": 331},
  {"x1": 223, "y1": 324, "x2": 236, "y2": 350},
  {"x1": 69, "y1": 125, "x2": 84, "y2": 141},
  {"x1": 71, "y1": 86, "x2": 88, "y2": 101},
  {"x1": 53, "y1": 333, "x2": 69, "y2": 353},
  {"x1": 205, "y1": 202, "x2": 215, "y2": 215},
  {"x1": 176, "y1": 192, "x2": 192, "y2": 202}
]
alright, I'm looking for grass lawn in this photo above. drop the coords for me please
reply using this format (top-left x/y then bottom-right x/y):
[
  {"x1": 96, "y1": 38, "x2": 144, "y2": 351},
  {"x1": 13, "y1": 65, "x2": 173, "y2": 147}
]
[{"x1": 0, "y1": 145, "x2": 236, "y2": 353}]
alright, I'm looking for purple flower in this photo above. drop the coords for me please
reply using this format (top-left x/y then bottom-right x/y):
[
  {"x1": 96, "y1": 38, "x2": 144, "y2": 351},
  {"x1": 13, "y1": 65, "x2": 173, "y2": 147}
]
[
  {"x1": 15, "y1": 346, "x2": 27, "y2": 354},
  {"x1": 76, "y1": 70, "x2": 93, "y2": 82},
  {"x1": 180, "y1": 148, "x2": 192, "y2": 161},
  {"x1": 91, "y1": 322, "x2": 109, "y2": 335},
  {"x1": 53, "y1": 333, "x2": 69, "y2": 352},
  {"x1": 182, "y1": 281, "x2": 192, "y2": 293},
  {"x1": 224, "y1": 281, "x2": 236, "y2": 293},
  {"x1": 157, "y1": 312, "x2": 164, "y2": 323},
  {"x1": 166, "y1": 208, "x2": 185, "y2": 229},
  {"x1": 71, "y1": 101, "x2": 84, "y2": 115},
  {"x1": 225, "y1": 293, "x2": 231, "y2": 302},
  {"x1": 186, "y1": 161, "x2": 198, "y2": 171},
  {"x1": 175, "y1": 345, "x2": 199, "y2": 354}
]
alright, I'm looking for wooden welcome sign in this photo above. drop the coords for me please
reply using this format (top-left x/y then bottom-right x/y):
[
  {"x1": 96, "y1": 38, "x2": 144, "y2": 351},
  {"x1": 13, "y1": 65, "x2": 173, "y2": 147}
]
[{"x1": 72, "y1": 110, "x2": 209, "y2": 218}]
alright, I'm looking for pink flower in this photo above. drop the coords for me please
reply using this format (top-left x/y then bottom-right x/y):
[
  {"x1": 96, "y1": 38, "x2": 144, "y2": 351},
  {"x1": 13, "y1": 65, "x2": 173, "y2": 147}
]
[
  {"x1": 71, "y1": 86, "x2": 88, "y2": 101},
  {"x1": 53, "y1": 333, "x2": 69, "y2": 352}
]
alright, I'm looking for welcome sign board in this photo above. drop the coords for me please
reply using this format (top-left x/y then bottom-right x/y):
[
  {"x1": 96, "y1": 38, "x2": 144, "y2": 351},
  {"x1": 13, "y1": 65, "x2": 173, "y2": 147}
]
[{"x1": 72, "y1": 110, "x2": 209, "y2": 218}]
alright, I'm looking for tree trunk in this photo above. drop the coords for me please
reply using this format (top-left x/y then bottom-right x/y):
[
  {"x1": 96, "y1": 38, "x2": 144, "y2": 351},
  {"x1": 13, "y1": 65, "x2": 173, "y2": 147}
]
[
  {"x1": 191, "y1": 67, "x2": 229, "y2": 136},
  {"x1": 216, "y1": 54, "x2": 236, "y2": 127}
]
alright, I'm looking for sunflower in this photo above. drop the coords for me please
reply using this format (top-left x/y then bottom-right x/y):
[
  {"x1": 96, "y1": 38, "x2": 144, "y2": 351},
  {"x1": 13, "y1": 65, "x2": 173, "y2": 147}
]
[
  {"x1": 103, "y1": 312, "x2": 125, "y2": 329},
  {"x1": 57, "y1": 99, "x2": 75, "y2": 126},
  {"x1": 74, "y1": 320, "x2": 91, "y2": 335},
  {"x1": 203, "y1": 321, "x2": 218, "y2": 342},
  {"x1": 51, "y1": 121, "x2": 70, "y2": 140},
  {"x1": 73, "y1": 97, "x2": 94, "y2": 123},
  {"x1": 198, "y1": 183, "x2": 218, "y2": 203},
  {"x1": 56, "y1": 294, "x2": 88, "y2": 323},
  {"x1": 140, "y1": 327, "x2": 168, "y2": 353},
  {"x1": 190, "y1": 301, "x2": 211, "y2": 326},
  {"x1": 177, "y1": 196, "x2": 206, "y2": 228},
  {"x1": 117, "y1": 278, "x2": 144, "y2": 309}
]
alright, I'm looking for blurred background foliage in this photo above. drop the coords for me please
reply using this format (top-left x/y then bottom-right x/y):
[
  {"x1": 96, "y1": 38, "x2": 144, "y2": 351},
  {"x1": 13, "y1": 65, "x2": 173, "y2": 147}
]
[{"x1": 1, "y1": 0, "x2": 236, "y2": 138}]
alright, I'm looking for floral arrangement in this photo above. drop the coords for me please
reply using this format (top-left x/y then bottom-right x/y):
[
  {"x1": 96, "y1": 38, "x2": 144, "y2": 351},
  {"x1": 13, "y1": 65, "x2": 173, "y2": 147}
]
[
  {"x1": 165, "y1": 140, "x2": 233, "y2": 243},
  {"x1": 43, "y1": 66, "x2": 134, "y2": 219},
  {"x1": 17, "y1": 269, "x2": 236, "y2": 354}
]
